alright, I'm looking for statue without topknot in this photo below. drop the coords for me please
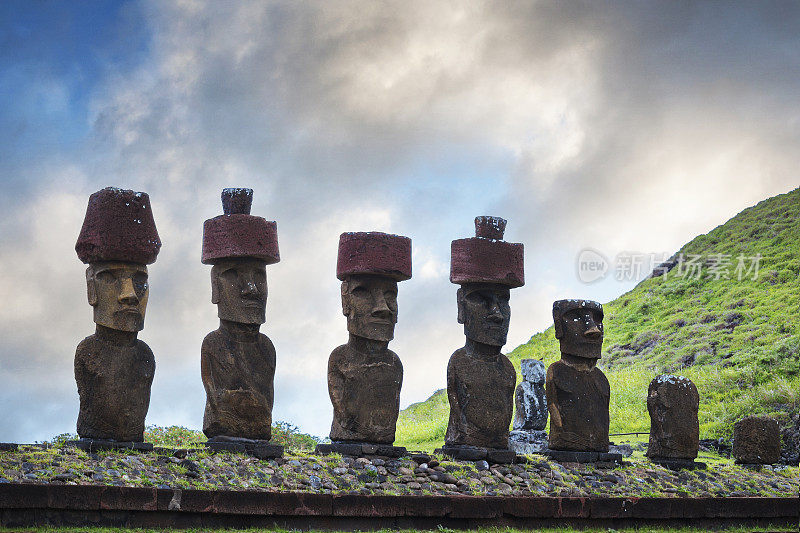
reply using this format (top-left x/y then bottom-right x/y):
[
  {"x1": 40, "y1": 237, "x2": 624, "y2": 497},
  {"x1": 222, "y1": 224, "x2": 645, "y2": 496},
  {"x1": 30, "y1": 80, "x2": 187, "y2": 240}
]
[
  {"x1": 73, "y1": 187, "x2": 161, "y2": 451},
  {"x1": 200, "y1": 188, "x2": 283, "y2": 458},
  {"x1": 316, "y1": 232, "x2": 411, "y2": 458},
  {"x1": 437, "y1": 216, "x2": 522, "y2": 464},
  {"x1": 544, "y1": 299, "x2": 620, "y2": 463}
]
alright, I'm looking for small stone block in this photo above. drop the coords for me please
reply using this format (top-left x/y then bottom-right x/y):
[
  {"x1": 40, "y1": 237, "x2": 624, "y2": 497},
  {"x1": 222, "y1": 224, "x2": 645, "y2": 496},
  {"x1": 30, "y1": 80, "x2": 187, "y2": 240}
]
[
  {"x1": 0, "y1": 443, "x2": 18, "y2": 452},
  {"x1": 205, "y1": 439, "x2": 283, "y2": 459},
  {"x1": 436, "y1": 445, "x2": 517, "y2": 464},
  {"x1": 651, "y1": 458, "x2": 707, "y2": 470},
  {"x1": 541, "y1": 450, "x2": 622, "y2": 464},
  {"x1": 67, "y1": 439, "x2": 154, "y2": 452},
  {"x1": 315, "y1": 442, "x2": 406, "y2": 458}
]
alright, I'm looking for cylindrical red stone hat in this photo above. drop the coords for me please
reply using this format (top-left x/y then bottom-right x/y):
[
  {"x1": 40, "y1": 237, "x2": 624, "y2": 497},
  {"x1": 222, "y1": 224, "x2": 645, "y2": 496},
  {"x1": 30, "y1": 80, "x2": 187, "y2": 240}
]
[
  {"x1": 336, "y1": 232, "x2": 412, "y2": 281},
  {"x1": 75, "y1": 187, "x2": 161, "y2": 265},
  {"x1": 202, "y1": 188, "x2": 280, "y2": 265},
  {"x1": 450, "y1": 216, "x2": 524, "y2": 287}
]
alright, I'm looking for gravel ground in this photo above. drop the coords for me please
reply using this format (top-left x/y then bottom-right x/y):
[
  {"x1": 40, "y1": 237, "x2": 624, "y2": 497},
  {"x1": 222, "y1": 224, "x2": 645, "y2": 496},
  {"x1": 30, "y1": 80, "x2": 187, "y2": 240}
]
[{"x1": 0, "y1": 444, "x2": 796, "y2": 498}]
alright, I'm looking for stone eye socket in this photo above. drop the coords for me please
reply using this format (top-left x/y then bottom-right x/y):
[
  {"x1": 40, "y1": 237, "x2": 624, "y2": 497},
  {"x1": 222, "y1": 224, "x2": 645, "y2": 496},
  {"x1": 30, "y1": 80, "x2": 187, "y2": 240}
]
[
  {"x1": 133, "y1": 272, "x2": 148, "y2": 293},
  {"x1": 96, "y1": 271, "x2": 115, "y2": 284},
  {"x1": 351, "y1": 286, "x2": 369, "y2": 298}
]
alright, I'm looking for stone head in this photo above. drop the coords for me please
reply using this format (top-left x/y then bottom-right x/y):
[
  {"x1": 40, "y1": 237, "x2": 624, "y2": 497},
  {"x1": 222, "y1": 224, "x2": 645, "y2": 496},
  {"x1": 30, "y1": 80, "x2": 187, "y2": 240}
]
[
  {"x1": 86, "y1": 261, "x2": 149, "y2": 332},
  {"x1": 341, "y1": 274, "x2": 398, "y2": 342},
  {"x1": 211, "y1": 257, "x2": 268, "y2": 325},
  {"x1": 457, "y1": 282, "x2": 511, "y2": 347},
  {"x1": 553, "y1": 299, "x2": 604, "y2": 359}
]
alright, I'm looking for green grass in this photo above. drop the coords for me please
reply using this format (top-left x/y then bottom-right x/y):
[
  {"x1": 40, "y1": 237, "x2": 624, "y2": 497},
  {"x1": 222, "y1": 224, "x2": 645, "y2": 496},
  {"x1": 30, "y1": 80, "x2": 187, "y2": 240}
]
[{"x1": 397, "y1": 187, "x2": 800, "y2": 451}]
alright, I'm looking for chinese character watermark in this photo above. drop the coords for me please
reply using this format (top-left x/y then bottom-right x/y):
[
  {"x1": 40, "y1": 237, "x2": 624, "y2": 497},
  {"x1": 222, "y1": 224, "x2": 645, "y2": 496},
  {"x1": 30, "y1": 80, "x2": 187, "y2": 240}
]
[{"x1": 575, "y1": 249, "x2": 762, "y2": 284}]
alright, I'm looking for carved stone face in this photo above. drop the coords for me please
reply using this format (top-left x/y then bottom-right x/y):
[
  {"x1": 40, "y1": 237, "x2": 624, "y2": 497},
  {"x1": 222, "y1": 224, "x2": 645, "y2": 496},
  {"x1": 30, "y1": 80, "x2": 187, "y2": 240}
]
[
  {"x1": 554, "y1": 302, "x2": 604, "y2": 359},
  {"x1": 341, "y1": 274, "x2": 398, "y2": 342},
  {"x1": 87, "y1": 262, "x2": 149, "y2": 332},
  {"x1": 212, "y1": 258, "x2": 267, "y2": 325},
  {"x1": 457, "y1": 283, "x2": 511, "y2": 347}
]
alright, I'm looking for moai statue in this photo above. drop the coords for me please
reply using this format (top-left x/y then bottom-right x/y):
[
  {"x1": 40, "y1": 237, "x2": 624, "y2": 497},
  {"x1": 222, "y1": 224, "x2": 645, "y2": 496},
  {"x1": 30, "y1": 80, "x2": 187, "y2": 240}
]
[
  {"x1": 546, "y1": 299, "x2": 619, "y2": 462},
  {"x1": 646, "y1": 375, "x2": 704, "y2": 469},
  {"x1": 200, "y1": 188, "x2": 283, "y2": 458},
  {"x1": 440, "y1": 216, "x2": 522, "y2": 464},
  {"x1": 73, "y1": 187, "x2": 161, "y2": 451},
  {"x1": 733, "y1": 416, "x2": 781, "y2": 465},
  {"x1": 508, "y1": 359, "x2": 549, "y2": 454},
  {"x1": 317, "y1": 232, "x2": 411, "y2": 458}
]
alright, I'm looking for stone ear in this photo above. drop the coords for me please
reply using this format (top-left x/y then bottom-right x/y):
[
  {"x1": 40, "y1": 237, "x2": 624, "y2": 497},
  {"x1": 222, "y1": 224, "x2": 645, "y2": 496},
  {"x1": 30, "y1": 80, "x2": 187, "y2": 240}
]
[
  {"x1": 552, "y1": 305, "x2": 564, "y2": 339},
  {"x1": 86, "y1": 266, "x2": 97, "y2": 306},
  {"x1": 456, "y1": 287, "x2": 465, "y2": 324},
  {"x1": 211, "y1": 267, "x2": 220, "y2": 304},
  {"x1": 340, "y1": 281, "x2": 350, "y2": 316}
]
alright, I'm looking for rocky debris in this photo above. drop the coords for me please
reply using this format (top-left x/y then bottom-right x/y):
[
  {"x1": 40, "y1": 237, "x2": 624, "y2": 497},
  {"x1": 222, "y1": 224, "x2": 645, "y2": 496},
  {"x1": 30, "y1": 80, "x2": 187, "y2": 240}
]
[
  {"x1": 779, "y1": 411, "x2": 799, "y2": 465},
  {"x1": 0, "y1": 443, "x2": 795, "y2": 499}
]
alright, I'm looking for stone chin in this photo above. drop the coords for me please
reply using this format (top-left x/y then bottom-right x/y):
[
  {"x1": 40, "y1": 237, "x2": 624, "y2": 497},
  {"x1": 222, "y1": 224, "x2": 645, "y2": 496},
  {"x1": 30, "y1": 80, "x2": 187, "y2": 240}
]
[
  {"x1": 217, "y1": 304, "x2": 266, "y2": 325},
  {"x1": 94, "y1": 310, "x2": 144, "y2": 332},
  {"x1": 347, "y1": 320, "x2": 395, "y2": 343},
  {"x1": 559, "y1": 339, "x2": 603, "y2": 360},
  {"x1": 465, "y1": 326, "x2": 508, "y2": 347}
]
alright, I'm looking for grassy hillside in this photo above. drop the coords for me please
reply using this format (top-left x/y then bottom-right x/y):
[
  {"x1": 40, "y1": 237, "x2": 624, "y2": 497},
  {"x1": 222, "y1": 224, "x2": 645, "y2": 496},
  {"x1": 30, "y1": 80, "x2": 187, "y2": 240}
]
[{"x1": 397, "y1": 187, "x2": 799, "y2": 451}]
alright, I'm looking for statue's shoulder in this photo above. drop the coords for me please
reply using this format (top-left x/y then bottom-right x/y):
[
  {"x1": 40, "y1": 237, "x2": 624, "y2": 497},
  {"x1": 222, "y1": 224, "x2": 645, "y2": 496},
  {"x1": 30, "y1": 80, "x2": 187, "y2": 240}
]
[
  {"x1": 447, "y1": 347, "x2": 467, "y2": 368},
  {"x1": 328, "y1": 344, "x2": 350, "y2": 365},
  {"x1": 386, "y1": 348, "x2": 403, "y2": 369},
  {"x1": 499, "y1": 353, "x2": 516, "y2": 381},
  {"x1": 75, "y1": 333, "x2": 97, "y2": 353},
  {"x1": 135, "y1": 339, "x2": 155, "y2": 361},
  {"x1": 258, "y1": 332, "x2": 276, "y2": 354},
  {"x1": 201, "y1": 328, "x2": 225, "y2": 347}
]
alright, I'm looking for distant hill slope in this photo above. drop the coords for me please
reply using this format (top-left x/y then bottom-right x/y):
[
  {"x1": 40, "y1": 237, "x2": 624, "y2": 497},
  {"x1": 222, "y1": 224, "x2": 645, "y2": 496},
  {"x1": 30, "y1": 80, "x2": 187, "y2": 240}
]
[{"x1": 396, "y1": 187, "x2": 799, "y2": 455}]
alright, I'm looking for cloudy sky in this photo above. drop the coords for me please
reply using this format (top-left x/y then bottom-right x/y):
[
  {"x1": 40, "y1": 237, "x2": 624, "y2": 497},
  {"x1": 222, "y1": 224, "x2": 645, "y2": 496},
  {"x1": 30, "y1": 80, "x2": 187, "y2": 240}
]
[{"x1": 1, "y1": 0, "x2": 798, "y2": 442}]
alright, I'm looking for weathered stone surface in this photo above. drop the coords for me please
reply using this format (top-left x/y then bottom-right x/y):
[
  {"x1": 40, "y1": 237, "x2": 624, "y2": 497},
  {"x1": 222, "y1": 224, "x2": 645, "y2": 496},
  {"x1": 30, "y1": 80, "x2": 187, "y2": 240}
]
[
  {"x1": 202, "y1": 188, "x2": 279, "y2": 265},
  {"x1": 540, "y1": 449, "x2": 622, "y2": 464},
  {"x1": 68, "y1": 438, "x2": 154, "y2": 452},
  {"x1": 508, "y1": 430, "x2": 548, "y2": 454},
  {"x1": 445, "y1": 217, "x2": 522, "y2": 452},
  {"x1": 328, "y1": 342, "x2": 403, "y2": 443},
  {"x1": 327, "y1": 233, "x2": 411, "y2": 445},
  {"x1": 205, "y1": 436, "x2": 283, "y2": 459},
  {"x1": 336, "y1": 232, "x2": 412, "y2": 281},
  {"x1": 201, "y1": 323, "x2": 275, "y2": 440},
  {"x1": 436, "y1": 445, "x2": 517, "y2": 464},
  {"x1": 75, "y1": 328, "x2": 155, "y2": 442},
  {"x1": 315, "y1": 442, "x2": 406, "y2": 458},
  {"x1": 646, "y1": 375, "x2": 700, "y2": 460},
  {"x1": 733, "y1": 416, "x2": 781, "y2": 464},
  {"x1": 546, "y1": 299, "x2": 609, "y2": 453},
  {"x1": 75, "y1": 187, "x2": 161, "y2": 265},
  {"x1": 201, "y1": 190, "x2": 280, "y2": 442},
  {"x1": 74, "y1": 188, "x2": 159, "y2": 443},
  {"x1": 450, "y1": 217, "x2": 524, "y2": 288},
  {"x1": 446, "y1": 346, "x2": 516, "y2": 449},
  {"x1": 512, "y1": 359, "x2": 547, "y2": 431}
]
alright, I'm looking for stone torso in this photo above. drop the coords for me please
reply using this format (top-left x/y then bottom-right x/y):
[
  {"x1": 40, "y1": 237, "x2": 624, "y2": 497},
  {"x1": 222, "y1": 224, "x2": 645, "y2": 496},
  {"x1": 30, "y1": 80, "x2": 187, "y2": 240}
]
[
  {"x1": 546, "y1": 359, "x2": 610, "y2": 452},
  {"x1": 74, "y1": 334, "x2": 155, "y2": 442},
  {"x1": 201, "y1": 327, "x2": 276, "y2": 440},
  {"x1": 328, "y1": 344, "x2": 403, "y2": 444},
  {"x1": 446, "y1": 348, "x2": 516, "y2": 449}
]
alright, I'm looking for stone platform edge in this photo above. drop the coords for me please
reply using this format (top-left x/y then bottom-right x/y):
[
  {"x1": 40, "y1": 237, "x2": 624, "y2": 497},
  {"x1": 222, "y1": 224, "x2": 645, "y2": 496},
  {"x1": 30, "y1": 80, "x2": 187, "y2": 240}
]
[{"x1": 0, "y1": 483, "x2": 796, "y2": 522}]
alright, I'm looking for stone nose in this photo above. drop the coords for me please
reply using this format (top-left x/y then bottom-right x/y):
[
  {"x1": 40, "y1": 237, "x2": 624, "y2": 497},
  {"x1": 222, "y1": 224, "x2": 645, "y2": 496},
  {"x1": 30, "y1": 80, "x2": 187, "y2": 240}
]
[
  {"x1": 118, "y1": 277, "x2": 139, "y2": 305},
  {"x1": 487, "y1": 300, "x2": 504, "y2": 323},
  {"x1": 584, "y1": 324, "x2": 602, "y2": 338},
  {"x1": 371, "y1": 293, "x2": 393, "y2": 319}
]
